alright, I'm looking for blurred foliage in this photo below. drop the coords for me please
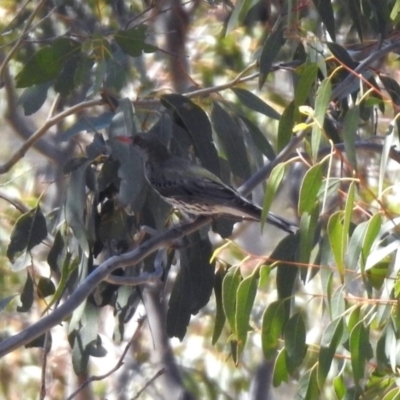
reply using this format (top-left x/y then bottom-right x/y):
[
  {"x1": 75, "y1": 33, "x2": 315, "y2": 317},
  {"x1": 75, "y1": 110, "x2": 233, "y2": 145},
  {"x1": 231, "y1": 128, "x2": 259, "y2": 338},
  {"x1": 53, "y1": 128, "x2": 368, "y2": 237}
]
[{"x1": 2, "y1": 0, "x2": 400, "y2": 399}]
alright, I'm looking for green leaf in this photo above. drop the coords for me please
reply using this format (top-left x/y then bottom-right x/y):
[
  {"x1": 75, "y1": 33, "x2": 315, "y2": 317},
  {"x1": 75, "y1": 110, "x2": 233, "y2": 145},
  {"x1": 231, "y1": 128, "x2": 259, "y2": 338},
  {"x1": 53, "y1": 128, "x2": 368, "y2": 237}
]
[
  {"x1": 304, "y1": 366, "x2": 320, "y2": 400},
  {"x1": 259, "y1": 27, "x2": 286, "y2": 89},
  {"x1": 298, "y1": 207, "x2": 319, "y2": 271},
  {"x1": 298, "y1": 164, "x2": 323, "y2": 215},
  {"x1": 261, "y1": 300, "x2": 286, "y2": 360},
  {"x1": 277, "y1": 101, "x2": 295, "y2": 152},
  {"x1": 16, "y1": 38, "x2": 81, "y2": 87},
  {"x1": 232, "y1": 88, "x2": 281, "y2": 119},
  {"x1": 284, "y1": 313, "x2": 307, "y2": 373},
  {"x1": 235, "y1": 268, "x2": 259, "y2": 355},
  {"x1": 212, "y1": 102, "x2": 251, "y2": 179},
  {"x1": 311, "y1": 78, "x2": 331, "y2": 162},
  {"x1": 273, "y1": 348, "x2": 289, "y2": 386},
  {"x1": 212, "y1": 268, "x2": 226, "y2": 345},
  {"x1": 383, "y1": 388, "x2": 400, "y2": 400},
  {"x1": 114, "y1": 25, "x2": 157, "y2": 57},
  {"x1": 333, "y1": 373, "x2": 346, "y2": 399},
  {"x1": 318, "y1": 317, "x2": 344, "y2": 387},
  {"x1": 161, "y1": 94, "x2": 220, "y2": 176},
  {"x1": 294, "y1": 63, "x2": 319, "y2": 120},
  {"x1": 261, "y1": 163, "x2": 285, "y2": 231},
  {"x1": 273, "y1": 234, "x2": 300, "y2": 309},
  {"x1": 350, "y1": 321, "x2": 373, "y2": 384},
  {"x1": 7, "y1": 206, "x2": 47, "y2": 263},
  {"x1": 222, "y1": 266, "x2": 242, "y2": 335},
  {"x1": 327, "y1": 211, "x2": 347, "y2": 283}
]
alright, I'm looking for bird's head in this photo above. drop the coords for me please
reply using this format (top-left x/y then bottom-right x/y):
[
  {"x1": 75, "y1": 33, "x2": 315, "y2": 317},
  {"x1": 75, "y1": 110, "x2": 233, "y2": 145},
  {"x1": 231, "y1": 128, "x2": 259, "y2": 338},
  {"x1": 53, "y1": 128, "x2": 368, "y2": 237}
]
[{"x1": 131, "y1": 133, "x2": 171, "y2": 163}]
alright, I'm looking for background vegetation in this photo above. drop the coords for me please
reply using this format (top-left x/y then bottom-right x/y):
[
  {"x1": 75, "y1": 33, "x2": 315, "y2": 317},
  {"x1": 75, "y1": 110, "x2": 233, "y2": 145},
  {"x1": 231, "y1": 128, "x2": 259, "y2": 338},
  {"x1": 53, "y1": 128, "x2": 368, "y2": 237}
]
[{"x1": 1, "y1": 0, "x2": 400, "y2": 399}]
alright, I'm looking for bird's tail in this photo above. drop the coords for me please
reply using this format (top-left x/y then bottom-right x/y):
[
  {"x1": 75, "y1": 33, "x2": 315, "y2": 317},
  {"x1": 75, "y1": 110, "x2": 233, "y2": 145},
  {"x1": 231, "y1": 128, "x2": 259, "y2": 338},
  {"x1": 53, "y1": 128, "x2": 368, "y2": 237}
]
[{"x1": 266, "y1": 212, "x2": 298, "y2": 234}]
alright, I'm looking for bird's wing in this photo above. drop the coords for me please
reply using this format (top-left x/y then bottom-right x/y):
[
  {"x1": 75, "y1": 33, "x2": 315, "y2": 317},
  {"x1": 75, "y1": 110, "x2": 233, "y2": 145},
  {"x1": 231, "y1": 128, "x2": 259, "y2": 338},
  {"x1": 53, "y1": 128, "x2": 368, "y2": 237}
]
[{"x1": 150, "y1": 165, "x2": 240, "y2": 205}]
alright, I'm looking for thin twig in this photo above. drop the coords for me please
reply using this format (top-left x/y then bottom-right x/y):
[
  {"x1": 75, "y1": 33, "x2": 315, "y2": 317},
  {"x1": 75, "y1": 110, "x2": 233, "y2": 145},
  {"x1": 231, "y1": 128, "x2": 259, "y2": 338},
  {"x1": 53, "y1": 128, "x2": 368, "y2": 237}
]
[
  {"x1": 66, "y1": 317, "x2": 147, "y2": 400},
  {"x1": 0, "y1": 98, "x2": 105, "y2": 174},
  {"x1": 132, "y1": 368, "x2": 166, "y2": 400}
]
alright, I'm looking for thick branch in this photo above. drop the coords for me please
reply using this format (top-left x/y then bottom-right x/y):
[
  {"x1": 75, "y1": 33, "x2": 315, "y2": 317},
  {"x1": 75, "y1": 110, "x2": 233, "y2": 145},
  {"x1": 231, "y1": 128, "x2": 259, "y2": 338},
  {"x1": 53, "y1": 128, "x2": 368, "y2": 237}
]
[{"x1": 0, "y1": 131, "x2": 302, "y2": 358}]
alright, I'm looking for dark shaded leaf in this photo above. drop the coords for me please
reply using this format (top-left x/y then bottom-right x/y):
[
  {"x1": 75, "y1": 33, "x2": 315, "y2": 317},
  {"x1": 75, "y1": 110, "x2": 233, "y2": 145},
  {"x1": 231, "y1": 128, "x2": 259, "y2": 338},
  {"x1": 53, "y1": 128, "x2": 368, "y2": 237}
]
[
  {"x1": 350, "y1": 321, "x2": 373, "y2": 384},
  {"x1": 318, "y1": 317, "x2": 344, "y2": 387},
  {"x1": 259, "y1": 27, "x2": 285, "y2": 89},
  {"x1": 212, "y1": 102, "x2": 251, "y2": 179},
  {"x1": 347, "y1": 0, "x2": 363, "y2": 41},
  {"x1": 272, "y1": 234, "x2": 300, "y2": 317},
  {"x1": 17, "y1": 273, "x2": 34, "y2": 312},
  {"x1": 240, "y1": 116, "x2": 276, "y2": 160},
  {"x1": 105, "y1": 59, "x2": 126, "y2": 91},
  {"x1": 166, "y1": 233, "x2": 215, "y2": 340},
  {"x1": 37, "y1": 277, "x2": 56, "y2": 299},
  {"x1": 16, "y1": 38, "x2": 81, "y2": 87},
  {"x1": 326, "y1": 42, "x2": 356, "y2": 69},
  {"x1": 7, "y1": 206, "x2": 47, "y2": 263},
  {"x1": 54, "y1": 54, "x2": 81, "y2": 96},
  {"x1": 113, "y1": 286, "x2": 140, "y2": 342},
  {"x1": 284, "y1": 313, "x2": 307, "y2": 373},
  {"x1": 114, "y1": 25, "x2": 157, "y2": 57},
  {"x1": 25, "y1": 332, "x2": 51, "y2": 351},
  {"x1": 232, "y1": 88, "x2": 281, "y2": 119},
  {"x1": 18, "y1": 82, "x2": 51, "y2": 115},
  {"x1": 161, "y1": 94, "x2": 220, "y2": 176},
  {"x1": 312, "y1": 0, "x2": 336, "y2": 41}
]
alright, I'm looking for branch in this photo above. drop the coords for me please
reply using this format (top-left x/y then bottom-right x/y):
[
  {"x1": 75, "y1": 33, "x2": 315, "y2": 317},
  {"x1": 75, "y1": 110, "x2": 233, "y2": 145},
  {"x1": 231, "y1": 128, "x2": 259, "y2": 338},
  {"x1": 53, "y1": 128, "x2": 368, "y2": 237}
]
[
  {"x1": 0, "y1": 98, "x2": 104, "y2": 174},
  {"x1": 0, "y1": 216, "x2": 210, "y2": 357},
  {"x1": 0, "y1": 133, "x2": 303, "y2": 358},
  {"x1": 331, "y1": 41, "x2": 400, "y2": 101}
]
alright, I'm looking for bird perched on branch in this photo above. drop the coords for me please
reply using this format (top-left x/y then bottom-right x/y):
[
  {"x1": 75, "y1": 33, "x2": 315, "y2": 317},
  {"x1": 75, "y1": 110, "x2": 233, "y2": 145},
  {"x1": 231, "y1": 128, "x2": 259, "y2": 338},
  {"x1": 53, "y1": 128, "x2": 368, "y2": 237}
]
[{"x1": 132, "y1": 133, "x2": 297, "y2": 234}]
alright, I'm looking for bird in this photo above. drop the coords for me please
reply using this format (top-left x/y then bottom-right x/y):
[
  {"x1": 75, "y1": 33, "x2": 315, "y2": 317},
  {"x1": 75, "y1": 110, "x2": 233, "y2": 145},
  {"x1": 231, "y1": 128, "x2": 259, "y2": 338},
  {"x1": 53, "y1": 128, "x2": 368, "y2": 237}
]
[{"x1": 131, "y1": 133, "x2": 297, "y2": 234}]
